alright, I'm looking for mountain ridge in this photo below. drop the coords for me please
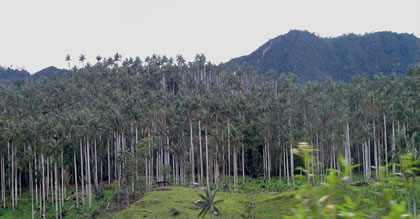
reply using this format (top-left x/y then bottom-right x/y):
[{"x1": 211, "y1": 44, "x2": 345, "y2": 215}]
[
  {"x1": 0, "y1": 66, "x2": 68, "y2": 81},
  {"x1": 229, "y1": 30, "x2": 420, "y2": 81}
]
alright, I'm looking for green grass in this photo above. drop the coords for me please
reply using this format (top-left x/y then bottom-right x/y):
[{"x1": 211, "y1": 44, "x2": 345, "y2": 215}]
[
  {"x1": 1, "y1": 175, "x2": 418, "y2": 218},
  {"x1": 108, "y1": 186, "x2": 305, "y2": 218},
  {"x1": 0, "y1": 178, "x2": 309, "y2": 219}
]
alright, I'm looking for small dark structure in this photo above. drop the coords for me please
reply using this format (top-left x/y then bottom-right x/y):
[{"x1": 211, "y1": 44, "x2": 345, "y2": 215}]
[{"x1": 156, "y1": 180, "x2": 170, "y2": 187}]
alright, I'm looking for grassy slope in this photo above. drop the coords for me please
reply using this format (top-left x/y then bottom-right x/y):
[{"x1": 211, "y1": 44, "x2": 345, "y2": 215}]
[
  {"x1": 0, "y1": 177, "x2": 307, "y2": 219},
  {"x1": 109, "y1": 186, "x2": 303, "y2": 219}
]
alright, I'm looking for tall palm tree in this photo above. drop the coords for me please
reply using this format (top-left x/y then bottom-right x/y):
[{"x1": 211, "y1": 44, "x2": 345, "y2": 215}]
[{"x1": 65, "y1": 54, "x2": 71, "y2": 70}]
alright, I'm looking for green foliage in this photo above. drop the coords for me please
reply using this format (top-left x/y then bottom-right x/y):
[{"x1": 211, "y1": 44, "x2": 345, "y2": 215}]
[
  {"x1": 0, "y1": 184, "x2": 120, "y2": 219},
  {"x1": 1, "y1": 49, "x2": 420, "y2": 219},
  {"x1": 112, "y1": 186, "x2": 304, "y2": 218},
  {"x1": 197, "y1": 188, "x2": 224, "y2": 218},
  {"x1": 290, "y1": 148, "x2": 420, "y2": 218}
]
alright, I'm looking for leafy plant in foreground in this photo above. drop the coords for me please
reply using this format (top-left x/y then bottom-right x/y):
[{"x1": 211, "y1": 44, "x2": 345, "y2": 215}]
[
  {"x1": 197, "y1": 188, "x2": 224, "y2": 218},
  {"x1": 289, "y1": 142, "x2": 417, "y2": 218}
]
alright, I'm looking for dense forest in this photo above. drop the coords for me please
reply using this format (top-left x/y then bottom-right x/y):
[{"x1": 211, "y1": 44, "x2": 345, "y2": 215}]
[
  {"x1": 0, "y1": 53, "x2": 419, "y2": 218},
  {"x1": 230, "y1": 30, "x2": 420, "y2": 81}
]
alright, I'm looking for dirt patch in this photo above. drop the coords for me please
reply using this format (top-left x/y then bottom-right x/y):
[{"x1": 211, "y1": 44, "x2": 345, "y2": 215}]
[
  {"x1": 153, "y1": 187, "x2": 172, "y2": 192},
  {"x1": 136, "y1": 200, "x2": 162, "y2": 209},
  {"x1": 187, "y1": 204, "x2": 199, "y2": 210}
]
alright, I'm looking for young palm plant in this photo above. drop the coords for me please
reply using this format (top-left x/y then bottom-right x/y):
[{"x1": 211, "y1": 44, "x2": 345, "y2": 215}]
[{"x1": 197, "y1": 188, "x2": 224, "y2": 218}]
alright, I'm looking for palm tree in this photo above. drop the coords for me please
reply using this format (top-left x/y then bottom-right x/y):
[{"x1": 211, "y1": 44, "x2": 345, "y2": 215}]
[
  {"x1": 79, "y1": 54, "x2": 86, "y2": 67},
  {"x1": 95, "y1": 55, "x2": 102, "y2": 63},
  {"x1": 65, "y1": 54, "x2": 71, "y2": 70}
]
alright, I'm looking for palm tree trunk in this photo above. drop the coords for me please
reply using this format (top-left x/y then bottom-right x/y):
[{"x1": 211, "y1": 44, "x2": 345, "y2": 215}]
[
  {"x1": 279, "y1": 150, "x2": 282, "y2": 184},
  {"x1": 242, "y1": 147, "x2": 245, "y2": 183},
  {"x1": 263, "y1": 140, "x2": 266, "y2": 182},
  {"x1": 363, "y1": 142, "x2": 366, "y2": 179},
  {"x1": 368, "y1": 140, "x2": 371, "y2": 178},
  {"x1": 114, "y1": 133, "x2": 117, "y2": 182},
  {"x1": 205, "y1": 127, "x2": 210, "y2": 190},
  {"x1": 107, "y1": 137, "x2": 111, "y2": 184},
  {"x1": 382, "y1": 114, "x2": 387, "y2": 175},
  {"x1": 199, "y1": 120, "x2": 203, "y2": 185},
  {"x1": 10, "y1": 142, "x2": 15, "y2": 211},
  {"x1": 148, "y1": 130, "x2": 152, "y2": 188},
  {"x1": 87, "y1": 139, "x2": 92, "y2": 208},
  {"x1": 345, "y1": 121, "x2": 351, "y2": 179},
  {"x1": 135, "y1": 127, "x2": 139, "y2": 184},
  {"x1": 392, "y1": 120, "x2": 396, "y2": 173},
  {"x1": 233, "y1": 147, "x2": 237, "y2": 191},
  {"x1": 268, "y1": 141, "x2": 271, "y2": 183},
  {"x1": 227, "y1": 121, "x2": 231, "y2": 187},
  {"x1": 172, "y1": 155, "x2": 175, "y2": 185},
  {"x1": 373, "y1": 121, "x2": 379, "y2": 178},
  {"x1": 29, "y1": 159, "x2": 34, "y2": 219},
  {"x1": 1, "y1": 154, "x2": 4, "y2": 208},
  {"x1": 94, "y1": 139, "x2": 98, "y2": 189},
  {"x1": 290, "y1": 142, "x2": 295, "y2": 186},
  {"x1": 61, "y1": 151, "x2": 65, "y2": 205},
  {"x1": 34, "y1": 152, "x2": 38, "y2": 211},
  {"x1": 46, "y1": 157, "x2": 50, "y2": 206},
  {"x1": 80, "y1": 139, "x2": 85, "y2": 205},
  {"x1": 42, "y1": 153, "x2": 46, "y2": 217},
  {"x1": 74, "y1": 149, "x2": 79, "y2": 208},
  {"x1": 190, "y1": 120, "x2": 195, "y2": 183},
  {"x1": 55, "y1": 161, "x2": 59, "y2": 219},
  {"x1": 285, "y1": 148, "x2": 289, "y2": 185}
]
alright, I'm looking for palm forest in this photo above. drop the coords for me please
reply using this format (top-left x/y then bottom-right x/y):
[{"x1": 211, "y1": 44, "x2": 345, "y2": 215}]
[{"x1": 0, "y1": 54, "x2": 419, "y2": 218}]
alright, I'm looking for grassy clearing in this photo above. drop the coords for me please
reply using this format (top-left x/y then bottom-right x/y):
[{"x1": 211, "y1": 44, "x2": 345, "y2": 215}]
[
  {"x1": 108, "y1": 186, "x2": 306, "y2": 218},
  {"x1": 110, "y1": 176, "x2": 420, "y2": 218},
  {"x1": 1, "y1": 175, "x2": 419, "y2": 218}
]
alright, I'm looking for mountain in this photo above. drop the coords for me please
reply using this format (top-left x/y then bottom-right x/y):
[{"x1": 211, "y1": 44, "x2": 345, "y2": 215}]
[
  {"x1": 0, "y1": 67, "x2": 30, "y2": 81},
  {"x1": 0, "y1": 66, "x2": 68, "y2": 81},
  {"x1": 229, "y1": 30, "x2": 420, "y2": 81},
  {"x1": 31, "y1": 66, "x2": 68, "y2": 79}
]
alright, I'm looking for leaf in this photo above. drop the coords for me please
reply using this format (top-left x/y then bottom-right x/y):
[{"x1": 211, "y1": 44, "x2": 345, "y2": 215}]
[
  {"x1": 199, "y1": 193, "x2": 207, "y2": 201},
  {"x1": 318, "y1": 195, "x2": 329, "y2": 203},
  {"x1": 213, "y1": 199, "x2": 224, "y2": 204}
]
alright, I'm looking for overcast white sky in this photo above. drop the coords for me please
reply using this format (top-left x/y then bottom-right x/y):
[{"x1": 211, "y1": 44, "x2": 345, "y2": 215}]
[{"x1": 0, "y1": 0, "x2": 419, "y2": 73}]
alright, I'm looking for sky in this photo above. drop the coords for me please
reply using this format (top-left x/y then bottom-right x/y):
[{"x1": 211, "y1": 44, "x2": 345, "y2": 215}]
[{"x1": 0, "y1": 0, "x2": 419, "y2": 73}]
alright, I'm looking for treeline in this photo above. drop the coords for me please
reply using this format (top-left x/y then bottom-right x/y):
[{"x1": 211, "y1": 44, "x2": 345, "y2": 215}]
[{"x1": 0, "y1": 54, "x2": 419, "y2": 218}]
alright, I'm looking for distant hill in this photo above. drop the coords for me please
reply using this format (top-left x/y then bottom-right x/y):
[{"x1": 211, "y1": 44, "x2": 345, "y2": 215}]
[
  {"x1": 31, "y1": 66, "x2": 68, "y2": 79},
  {"x1": 229, "y1": 30, "x2": 420, "y2": 81},
  {"x1": 0, "y1": 67, "x2": 30, "y2": 81},
  {"x1": 0, "y1": 66, "x2": 68, "y2": 81}
]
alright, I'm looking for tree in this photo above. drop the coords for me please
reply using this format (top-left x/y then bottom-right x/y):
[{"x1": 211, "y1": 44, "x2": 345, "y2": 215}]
[
  {"x1": 79, "y1": 54, "x2": 86, "y2": 67},
  {"x1": 65, "y1": 54, "x2": 71, "y2": 70}
]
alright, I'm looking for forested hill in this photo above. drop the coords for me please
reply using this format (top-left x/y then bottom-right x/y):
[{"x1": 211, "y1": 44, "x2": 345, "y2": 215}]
[
  {"x1": 0, "y1": 66, "x2": 67, "y2": 81},
  {"x1": 0, "y1": 67, "x2": 30, "y2": 81},
  {"x1": 229, "y1": 30, "x2": 420, "y2": 81}
]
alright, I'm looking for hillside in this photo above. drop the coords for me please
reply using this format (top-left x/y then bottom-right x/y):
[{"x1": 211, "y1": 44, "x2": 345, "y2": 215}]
[
  {"x1": 0, "y1": 66, "x2": 67, "y2": 81},
  {"x1": 229, "y1": 30, "x2": 420, "y2": 81},
  {"x1": 31, "y1": 66, "x2": 68, "y2": 79},
  {"x1": 0, "y1": 67, "x2": 30, "y2": 81},
  {"x1": 109, "y1": 186, "x2": 301, "y2": 218}
]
